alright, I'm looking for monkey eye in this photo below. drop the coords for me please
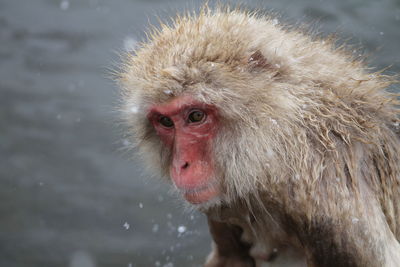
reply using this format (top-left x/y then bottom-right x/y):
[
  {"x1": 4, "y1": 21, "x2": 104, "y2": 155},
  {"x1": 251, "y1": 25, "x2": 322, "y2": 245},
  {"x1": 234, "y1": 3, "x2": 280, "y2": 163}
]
[
  {"x1": 188, "y1": 110, "x2": 205, "y2": 123},
  {"x1": 159, "y1": 116, "x2": 174, "y2": 128}
]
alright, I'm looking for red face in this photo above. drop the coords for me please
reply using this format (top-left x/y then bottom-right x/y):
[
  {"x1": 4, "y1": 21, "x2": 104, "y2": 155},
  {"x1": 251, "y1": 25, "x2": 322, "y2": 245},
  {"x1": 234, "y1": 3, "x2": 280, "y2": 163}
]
[{"x1": 147, "y1": 95, "x2": 219, "y2": 204}]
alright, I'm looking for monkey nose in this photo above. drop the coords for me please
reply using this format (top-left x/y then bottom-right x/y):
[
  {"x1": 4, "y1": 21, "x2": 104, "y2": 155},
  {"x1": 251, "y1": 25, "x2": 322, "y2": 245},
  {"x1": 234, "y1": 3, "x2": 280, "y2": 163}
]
[{"x1": 181, "y1": 162, "x2": 190, "y2": 170}]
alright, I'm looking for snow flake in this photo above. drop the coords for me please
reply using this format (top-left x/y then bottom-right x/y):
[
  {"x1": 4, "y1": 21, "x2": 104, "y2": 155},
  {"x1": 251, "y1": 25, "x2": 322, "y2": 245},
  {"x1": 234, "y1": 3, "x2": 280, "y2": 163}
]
[
  {"x1": 122, "y1": 139, "x2": 131, "y2": 147},
  {"x1": 129, "y1": 106, "x2": 139, "y2": 114},
  {"x1": 124, "y1": 36, "x2": 138, "y2": 52},
  {"x1": 177, "y1": 225, "x2": 186, "y2": 233},
  {"x1": 123, "y1": 222, "x2": 130, "y2": 230},
  {"x1": 60, "y1": 0, "x2": 70, "y2": 10},
  {"x1": 163, "y1": 89, "x2": 173, "y2": 95},
  {"x1": 152, "y1": 224, "x2": 159, "y2": 233}
]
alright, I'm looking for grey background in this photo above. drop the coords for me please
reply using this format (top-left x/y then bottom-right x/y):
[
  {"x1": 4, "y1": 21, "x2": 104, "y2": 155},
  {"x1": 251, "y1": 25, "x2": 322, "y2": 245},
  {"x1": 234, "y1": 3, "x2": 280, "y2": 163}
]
[{"x1": 0, "y1": 0, "x2": 399, "y2": 266}]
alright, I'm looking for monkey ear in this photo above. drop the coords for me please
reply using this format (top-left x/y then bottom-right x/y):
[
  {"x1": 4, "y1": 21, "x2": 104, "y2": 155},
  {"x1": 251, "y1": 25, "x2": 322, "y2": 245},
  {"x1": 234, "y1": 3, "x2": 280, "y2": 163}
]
[{"x1": 248, "y1": 50, "x2": 271, "y2": 70}]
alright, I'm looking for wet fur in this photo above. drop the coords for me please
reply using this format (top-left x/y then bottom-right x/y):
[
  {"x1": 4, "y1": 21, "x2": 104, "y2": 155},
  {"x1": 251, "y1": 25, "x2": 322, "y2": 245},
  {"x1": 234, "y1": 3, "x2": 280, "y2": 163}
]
[{"x1": 118, "y1": 6, "x2": 400, "y2": 267}]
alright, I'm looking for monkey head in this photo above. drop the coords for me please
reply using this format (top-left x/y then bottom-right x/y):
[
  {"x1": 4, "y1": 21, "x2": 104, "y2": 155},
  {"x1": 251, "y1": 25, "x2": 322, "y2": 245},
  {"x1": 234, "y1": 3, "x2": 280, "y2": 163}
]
[{"x1": 118, "y1": 9, "x2": 396, "y2": 208}]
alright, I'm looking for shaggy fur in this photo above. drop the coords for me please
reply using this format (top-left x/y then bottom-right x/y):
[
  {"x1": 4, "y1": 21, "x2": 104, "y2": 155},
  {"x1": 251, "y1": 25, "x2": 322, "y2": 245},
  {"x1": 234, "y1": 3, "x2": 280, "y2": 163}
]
[{"x1": 118, "y1": 6, "x2": 400, "y2": 267}]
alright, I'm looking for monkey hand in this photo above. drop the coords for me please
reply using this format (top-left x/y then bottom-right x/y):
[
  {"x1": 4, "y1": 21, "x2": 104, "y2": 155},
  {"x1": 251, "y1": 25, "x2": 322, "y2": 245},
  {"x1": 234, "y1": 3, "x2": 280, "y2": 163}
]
[{"x1": 205, "y1": 219, "x2": 255, "y2": 267}]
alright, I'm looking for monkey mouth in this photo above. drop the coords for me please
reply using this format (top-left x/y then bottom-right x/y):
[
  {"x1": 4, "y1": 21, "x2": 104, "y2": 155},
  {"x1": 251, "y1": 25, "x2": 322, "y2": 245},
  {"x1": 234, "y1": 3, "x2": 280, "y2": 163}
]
[{"x1": 180, "y1": 181, "x2": 219, "y2": 204}]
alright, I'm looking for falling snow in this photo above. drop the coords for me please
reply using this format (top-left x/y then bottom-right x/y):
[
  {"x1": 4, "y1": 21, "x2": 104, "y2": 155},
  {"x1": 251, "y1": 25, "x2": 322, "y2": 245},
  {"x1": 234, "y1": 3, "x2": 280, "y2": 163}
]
[
  {"x1": 123, "y1": 222, "x2": 130, "y2": 230},
  {"x1": 122, "y1": 139, "x2": 131, "y2": 147},
  {"x1": 124, "y1": 36, "x2": 138, "y2": 52},
  {"x1": 152, "y1": 224, "x2": 159, "y2": 233},
  {"x1": 139, "y1": 203, "x2": 143, "y2": 209},
  {"x1": 269, "y1": 118, "x2": 278, "y2": 125},
  {"x1": 129, "y1": 106, "x2": 139, "y2": 114},
  {"x1": 60, "y1": 0, "x2": 70, "y2": 10},
  {"x1": 163, "y1": 89, "x2": 173, "y2": 95},
  {"x1": 69, "y1": 251, "x2": 95, "y2": 267},
  {"x1": 177, "y1": 225, "x2": 186, "y2": 233}
]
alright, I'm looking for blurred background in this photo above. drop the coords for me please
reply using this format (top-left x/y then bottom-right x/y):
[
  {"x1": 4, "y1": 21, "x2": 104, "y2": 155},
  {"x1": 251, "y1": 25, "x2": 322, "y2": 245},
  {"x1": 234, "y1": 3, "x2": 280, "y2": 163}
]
[{"x1": 0, "y1": 0, "x2": 399, "y2": 266}]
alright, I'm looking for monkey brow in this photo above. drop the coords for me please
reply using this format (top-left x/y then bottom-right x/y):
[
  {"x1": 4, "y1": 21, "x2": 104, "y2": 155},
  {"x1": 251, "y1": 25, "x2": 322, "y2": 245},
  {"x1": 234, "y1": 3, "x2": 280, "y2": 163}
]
[{"x1": 149, "y1": 101, "x2": 207, "y2": 117}]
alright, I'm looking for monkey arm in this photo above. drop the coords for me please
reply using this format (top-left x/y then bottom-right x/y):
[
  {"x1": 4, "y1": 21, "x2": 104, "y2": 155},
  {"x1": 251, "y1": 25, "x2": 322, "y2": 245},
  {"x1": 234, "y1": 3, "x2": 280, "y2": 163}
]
[
  {"x1": 288, "y1": 192, "x2": 400, "y2": 267},
  {"x1": 204, "y1": 218, "x2": 255, "y2": 267}
]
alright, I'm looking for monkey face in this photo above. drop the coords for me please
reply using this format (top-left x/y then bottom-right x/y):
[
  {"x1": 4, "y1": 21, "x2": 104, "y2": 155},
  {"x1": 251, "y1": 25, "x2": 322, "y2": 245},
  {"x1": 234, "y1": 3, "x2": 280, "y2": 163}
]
[{"x1": 147, "y1": 95, "x2": 220, "y2": 204}]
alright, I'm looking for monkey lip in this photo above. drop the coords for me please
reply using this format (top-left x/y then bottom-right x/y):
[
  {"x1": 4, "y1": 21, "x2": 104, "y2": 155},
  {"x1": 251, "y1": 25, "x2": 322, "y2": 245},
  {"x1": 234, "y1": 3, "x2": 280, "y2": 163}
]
[{"x1": 179, "y1": 182, "x2": 219, "y2": 204}]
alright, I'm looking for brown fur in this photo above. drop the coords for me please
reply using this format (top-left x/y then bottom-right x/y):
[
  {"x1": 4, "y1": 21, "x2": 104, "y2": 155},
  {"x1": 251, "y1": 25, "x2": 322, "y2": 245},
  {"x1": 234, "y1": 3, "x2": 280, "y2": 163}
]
[{"x1": 117, "y1": 6, "x2": 400, "y2": 267}]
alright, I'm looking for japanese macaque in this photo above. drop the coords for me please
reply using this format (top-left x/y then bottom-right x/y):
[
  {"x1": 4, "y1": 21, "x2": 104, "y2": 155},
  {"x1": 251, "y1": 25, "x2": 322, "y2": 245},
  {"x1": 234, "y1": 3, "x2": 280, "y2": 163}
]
[{"x1": 117, "y1": 6, "x2": 400, "y2": 267}]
